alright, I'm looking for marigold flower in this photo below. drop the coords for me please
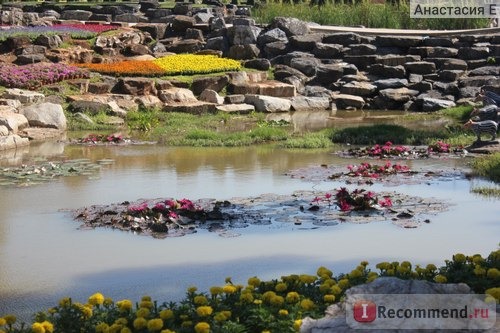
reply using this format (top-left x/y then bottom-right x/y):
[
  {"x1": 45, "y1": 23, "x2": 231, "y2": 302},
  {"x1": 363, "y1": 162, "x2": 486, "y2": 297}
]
[
  {"x1": 487, "y1": 268, "x2": 500, "y2": 279},
  {"x1": 136, "y1": 307, "x2": 151, "y2": 318},
  {"x1": 270, "y1": 295, "x2": 285, "y2": 307},
  {"x1": 121, "y1": 327, "x2": 132, "y2": 333},
  {"x1": 159, "y1": 309, "x2": 174, "y2": 320},
  {"x1": 474, "y1": 265, "x2": 486, "y2": 276},
  {"x1": 300, "y1": 298, "x2": 315, "y2": 311},
  {"x1": 117, "y1": 300, "x2": 133, "y2": 312},
  {"x1": 95, "y1": 322, "x2": 109, "y2": 333},
  {"x1": 140, "y1": 300, "x2": 154, "y2": 309},
  {"x1": 279, "y1": 309, "x2": 289, "y2": 316},
  {"x1": 338, "y1": 279, "x2": 350, "y2": 289},
  {"x1": 58, "y1": 297, "x2": 71, "y2": 308},
  {"x1": 286, "y1": 291, "x2": 300, "y2": 303},
  {"x1": 293, "y1": 319, "x2": 302, "y2": 331},
  {"x1": 181, "y1": 321, "x2": 193, "y2": 327},
  {"x1": 299, "y1": 274, "x2": 316, "y2": 284},
  {"x1": 248, "y1": 277, "x2": 261, "y2": 287},
  {"x1": 324, "y1": 294, "x2": 336, "y2": 303},
  {"x1": 214, "y1": 312, "x2": 227, "y2": 322},
  {"x1": 434, "y1": 275, "x2": 447, "y2": 283},
  {"x1": 194, "y1": 295, "x2": 208, "y2": 305},
  {"x1": 194, "y1": 322, "x2": 210, "y2": 333},
  {"x1": 330, "y1": 285, "x2": 342, "y2": 295},
  {"x1": 262, "y1": 291, "x2": 277, "y2": 303},
  {"x1": 133, "y1": 317, "x2": 148, "y2": 330},
  {"x1": 254, "y1": 300, "x2": 263, "y2": 305},
  {"x1": 275, "y1": 282, "x2": 287, "y2": 293},
  {"x1": 89, "y1": 292, "x2": 105, "y2": 306},
  {"x1": 147, "y1": 318, "x2": 164, "y2": 332},
  {"x1": 32, "y1": 322, "x2": 45, "y2": 333},
  {"x1": 160, "y1": 330, "x2": 175, "y2": 333},
  {"x1": 223, "y1": 285, "x2": 237, "y2": 294},
  {"x1": 453, "y1": 253, "x2": 466, "y2": 263},
  {"x1": 209, "y1": 286, "x2": 223, "y2": 296},
  {"x1": 0, "y1": 318, "x2": 5, "y2": 326},
  {"x1": 196, "y1": 306, "x2": 213, "y2": 317},
  {"x1": 317, "y1": 266, "x2": 333, "y2": 278},
  {"x1": 4, "y1": 315, "x2": 16, "y2": 325},
  {"x1": 104, "y1": 297, "x2": 113, "y2": 307},
  {"x1": 240, "y1": 292, "x2": 254, "y2": 303},
  {"x1": 187, "y1": 286, "x2": 197, "y2": 293},
  {"x1": 115, "y1": 318, "x2": 128, "y2": 325},
  {"x1": 40, "y1": 321, "x2": 53, "y2": 333},
  {"x1": 485, "y1": 287, "x2": 500, "y2": 301}
]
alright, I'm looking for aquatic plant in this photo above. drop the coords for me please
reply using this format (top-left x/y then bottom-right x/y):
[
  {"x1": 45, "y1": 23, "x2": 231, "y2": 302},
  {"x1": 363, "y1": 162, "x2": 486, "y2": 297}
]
[
  {"x1": 1, "y1": 249, "x2": 498, "y2": 332},
  {"x1": 78, "y1": 133, "x2": 125, "y2": 144},
  {"x1": 0, "y1": 62, "x2": 89, "y2": 89},
  {"x1": 344, "y1": 161, "x2": 410, "y2": 179},
  {"x1": 312, "y1": 188, "x2": 392, "y2": 212}
]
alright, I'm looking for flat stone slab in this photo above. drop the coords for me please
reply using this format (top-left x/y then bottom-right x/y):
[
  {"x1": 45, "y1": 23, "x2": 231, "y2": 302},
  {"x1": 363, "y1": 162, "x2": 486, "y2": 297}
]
[{"x1": 216, "y1": 103, "x2": 255, "y2": 114}]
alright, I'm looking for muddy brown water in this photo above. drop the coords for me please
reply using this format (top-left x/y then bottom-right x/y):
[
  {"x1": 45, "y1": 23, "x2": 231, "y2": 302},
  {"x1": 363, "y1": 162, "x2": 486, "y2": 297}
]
[{"x1": 0, "y1": 116, "x2": 498, "y2": 321}]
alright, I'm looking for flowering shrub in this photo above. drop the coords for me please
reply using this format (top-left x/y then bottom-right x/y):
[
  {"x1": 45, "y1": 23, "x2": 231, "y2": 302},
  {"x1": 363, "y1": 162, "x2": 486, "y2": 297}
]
[
  {"x1": 53, "y1": 23, "x2": 117, "y2": 34},
  {"x1": 79, "y1": 134, "x2": 125, "y2": 144},
  {"x1": 1, "y1": 249, "x2": 498, "y2": 333},
  {"x1": 0, "y1": 25, "x2": 98, "y2": 41},
  {"x1": 345, "y1": 161, "x2": 410, "y2": 178},
  {"x1": 153, "y1": 54, "x2": 241, "y2": 75},
  {"x1": 0, "y1": 62, "x2": 89, "y2": 89},
  {"x1": 427, "y1": 140, "x2": 450, "y2": 153},
  {"x1": 75, "y1": 61, "x2": 165, "y2": 77},
  {"x1": 312, "y1": 188, "x2": 392, "y2": 212}
]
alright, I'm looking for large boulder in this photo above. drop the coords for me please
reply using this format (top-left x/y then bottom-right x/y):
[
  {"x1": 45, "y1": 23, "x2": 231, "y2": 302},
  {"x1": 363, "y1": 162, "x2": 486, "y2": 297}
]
[
  {"x1": 269, "y1": 17, "x2": 310, "y2": 37},
  {"x1": 257, "y1": 28, "x2": 288, "y2": 45},
  {"x1": 404, "y1": 61, "x2": 436, "y2": 75},
  {"x1": 118, "y1": 78, "x2": 157, "y2": 96},
  {"x1": 332, "y1": 93, "x2": 365, "y2": 109},
  {"x1": 158, "y1": 87, "x2": 198, "y2": 103},
  {"x1": 192, "y1": 76, "x2": 229, "y2": 95},
  {"x1": 0, "y1": 106, "x2": 29, "y2": 133},
  {"x1": 227, "y1": 25, "x2": 262, "y2": 45},
  {"x1": 2, "y1": 89, "x2": 44, "y2": 105},
  {"x1": 227, "y1": 44, "x2": 260, "y2": 60},
  {"x1": 0, "y1": 134, "x2": 29, "y2": 151},
  {"x1": 290, "y1": 96, "x2": 330, "y2": 111},
  {"x1": 289, "y1": 33, "x2": 324, "y2": 52},
  {"x1": 340, "y1": 81, "x2": 377, "y2": 97},
  {"x1": 323, "y1": 32, "x2": 362, "y2": 46},
  {"x1": 61, "y1": 10, "x2": 93, "y2": 21},
  {"x1": 244, "y1": 94, "x2": 292, "y2": 112},
  {"x1": 19, "y1": 102, "x2": 66, "y2": 130},
  {"x1": 419, "y1": 97, "x2": 456, "y2": 111}
]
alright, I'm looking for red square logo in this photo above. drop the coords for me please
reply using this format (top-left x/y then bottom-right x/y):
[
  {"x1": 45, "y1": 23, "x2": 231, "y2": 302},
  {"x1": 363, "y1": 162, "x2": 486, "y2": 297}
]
[{"x1": 353, "y1": 300, "x2": 377, "y2": 322}]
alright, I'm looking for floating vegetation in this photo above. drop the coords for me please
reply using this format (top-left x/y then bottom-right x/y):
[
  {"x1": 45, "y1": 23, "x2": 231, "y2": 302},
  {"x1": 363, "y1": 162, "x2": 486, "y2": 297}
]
[
  {"x1": 71, "y1": 190, "x2": 449, "y2": 238},
  {"x1": 0, "y1": 159, "x2": 112, "y2": 187}
]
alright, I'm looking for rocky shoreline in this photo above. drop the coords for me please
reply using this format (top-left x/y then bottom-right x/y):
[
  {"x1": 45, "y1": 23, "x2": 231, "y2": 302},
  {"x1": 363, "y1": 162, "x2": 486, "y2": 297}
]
[{"x1": 0, "y1": 1, "x2": 499, "y2": 151}]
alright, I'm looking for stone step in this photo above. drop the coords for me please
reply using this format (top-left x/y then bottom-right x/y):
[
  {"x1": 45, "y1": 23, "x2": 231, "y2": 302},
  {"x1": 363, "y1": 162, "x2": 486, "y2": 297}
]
[{"x1": 229, "y1": 80, "x2": 296, "y2": 98}]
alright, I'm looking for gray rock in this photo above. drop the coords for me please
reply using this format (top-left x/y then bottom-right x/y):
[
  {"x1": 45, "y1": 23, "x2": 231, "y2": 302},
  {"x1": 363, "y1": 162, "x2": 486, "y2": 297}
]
[
  {"x1": 273, "y1": 65, "x2": 309, "y2": 84},
  {"x1": 375, "y1": 54, "x2": 421, "y2": 66},
  {"x1": 264, "y1": 41, "x2": 289, "y2": 58},
  {"x1": 118, "y1": 78, "x2": 157, "y2": 96},
  {"x1": 323, "y1": 32, "x2": 361, "y2": 46},
  {"x1": 315, "y1": 64, "x2": 344, "y2": 85},
  {"x1": 340, "y1": 81, "x2": 377, "y2": 97},
  {"x1": 409, "y1": 81, "x2": 433, "y2": 92},
  {"x1": 227, "y1": 44, "x2": 260, "y2": 60},
  {"x1": 438, "y1": 70, "x2": 464, "y2": 82},
  {"x1": 427, "y1": 47, "x2": 458, "y2": 58},
  {"x1": 206, "y1": 36, "x2": 229, "y2": 53},
  {"x1": 16, "y1": 53, "x2": 47, "y2": 65},
  {"x1": 0, "y1": 125, "x2": 8, "y2": 136},
  {"x1": 368, "y1": 64, "x2": 406, "y2": 79},
  {"x1": 194, "y1": 12, "x2": 213, "y2": 24},
  {"x1": 375, "y1": 35, "x2": 423, "y2": 47},
  {"x1": 459, "y1": 75, "x2": 500, "y2": 87},
  {"x1": 134, "y1": 23, "x2": 168, "y2": 40},
  {"x1": 408, "y1": 74, "x2": 423, "y2": 83},
  {"x1": 458, "y1": 47, "x2": 490, "y2": 60},
  {"x1": 404, "y1": 61, "x2": 436, "y2": 75},
  {"x1": 374, "y1": 78, "x2": 408, "y2": 90},
  {"x1": 332, "y1": 93, "x2": 365, "y2": 109},
  {"x1": 433, "y1": 81, "x2": 460, "y2": 96},
  {"x1": 270, "y1": 17, "x2": 310, "y2": 37},
  {"x1": 209, "y1": 16, "x2": 226, "y2": 31},
  {"x1": 115, "y1": 13, "x2": 148, "y2": 23},
  {"x1": 185, "y1": 28, "x2": 204, "y2": 41},
  {"x1": 289, "y1": 33, "x2": 324, "y2": 52},
  {"x1": 134, "y1": 95, "x2": 163, "y2": 109},
  {"x1": 224, "y1": 95, "x2": 246, "y2": 104},
  {"x1": 420, "y1": 97, "x2": 456, "y2": 111},
  {"x1": 216, "y1": 103, "x2": 255, "y2": 114},
  {"x1": 343, "y1": 55, "x2": 377, "y2": 70},
  {"x1": 166, "y1": 39, "x2": 204, "y2": 54},
  {"x1": 158, "y1": 88, "x2": 198, "y2": 103},
  {"x1": 198, "y1": 89, "x2": 224, "y2": 104},
  {"x1": 243, "y1": 58, "x2": 271, "y2": 71},
  {"x1": 232, "y1": 17, "x2": 255, "y2": 26},
  {"x1": 423, "y1": 37, "x2": 457, "y2": 47},
  {"x1": 171, "y1": 15, "x2": 196, "y2": 32},
  {"x1": 290, "y1": 96, "x2": 330, "y2": 111},
  {"x1": 244, "y1": 94, "x2": 292, "y2": 112},
  {"x1": 312, "y1": 43, "x2": 343, "y2": 59},
  {"x1": 290, "y1": 57, "x2": 322, "y2": 77},
  {"x1": 427, "y1": 58, "x2": 468, "y2": 71},
  {"x1": 345, "y1": 44, "x2": 377, "y2": 56},
  {"x1": 379, "y1": 87, "x2": 419, "y2": 103},
  {"x1": 0, "y1": 134, "x2": 29, "y2": 151},
  {"x1": 61, "y1": 10, "x2": 93, "y2": 21},
  {"x1": 0, "y1": 107, "x2": 29, "y2": 134},
  {"x1": 469, "y1": 66, "x2": 500, "y2": 76},
  {"x1": 227, "y1": 25, "x2": 262, "y2": 45},
  {"x1": 19, "y1": 102, "x2": 66, "y2": 130},
  {"x1": 40, "y1": 10, "x2": 61, "y2": 19},
  {"x1": 303, "y1": 86, "x2": 333, "y2": 98},
  {"x1": 257, "y1": 28, "x2": 288, "y2": 45},
  {"x1": 192, "y1": 76, "x2": 229, "y2": 95},
  {"x1": 459, "y1": 86, "x2": 481, "y2": 99},
  {"x1": 68, "y1": 100, "x2": 111, "y2": 115},
  {"x1": 34, "y1": 34, "x2": 62, "y2": 49},
  {"x1": 2, "y1": 89, "x2": 44, "y2": 105},
  {"x1": 173, "y1": 2, "x2": 192, "y2": 15}
]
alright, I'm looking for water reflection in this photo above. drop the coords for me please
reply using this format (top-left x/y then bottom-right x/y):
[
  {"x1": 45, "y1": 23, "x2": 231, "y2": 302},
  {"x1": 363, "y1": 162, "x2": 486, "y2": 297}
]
[{"x1": 0, "y1": 142, "x2": 498, "y2": 322}]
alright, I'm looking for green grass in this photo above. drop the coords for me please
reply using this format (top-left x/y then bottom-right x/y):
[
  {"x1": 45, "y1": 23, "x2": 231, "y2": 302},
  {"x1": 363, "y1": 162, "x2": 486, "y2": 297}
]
[
  {"x1": 471, "y1": 186, "x2": 500, "y2": 197},
  {"x1": 439, "y1": 105, "x2": 474, "y2": 122},
  {"x1": 279, "y1": 129, "x2": 335, "y2": 149},
  {"x1": 471, "y1": 153, "x2": 500, "y2": 183},
  {"x1": 252, "y1": 1, "x2": 489, "y2": 29}
]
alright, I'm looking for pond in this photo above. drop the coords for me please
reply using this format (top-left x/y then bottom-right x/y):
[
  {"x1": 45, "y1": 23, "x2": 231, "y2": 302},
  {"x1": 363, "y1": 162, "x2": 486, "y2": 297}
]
[{"x1": 0, "y1": 138, "x2": 498, "y2": 322}]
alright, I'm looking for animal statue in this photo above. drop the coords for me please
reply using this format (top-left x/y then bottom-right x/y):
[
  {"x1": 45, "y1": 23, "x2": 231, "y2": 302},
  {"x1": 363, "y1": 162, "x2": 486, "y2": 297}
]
[
  {"x1": 475, "y1": 89, "x2": 500, "y2": 106},
  {"x1": 463, "y1": 119, "x2": 498, "y2": 142},
  {"x1": 470, "y1": 104, "x2": 500, "y2": 122}
]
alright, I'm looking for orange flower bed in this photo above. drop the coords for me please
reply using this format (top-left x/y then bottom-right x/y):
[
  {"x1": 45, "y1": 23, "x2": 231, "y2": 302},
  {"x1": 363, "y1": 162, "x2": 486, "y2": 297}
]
[{"x1": 75, "y1": 61, "x2": 165, "y2": 76}]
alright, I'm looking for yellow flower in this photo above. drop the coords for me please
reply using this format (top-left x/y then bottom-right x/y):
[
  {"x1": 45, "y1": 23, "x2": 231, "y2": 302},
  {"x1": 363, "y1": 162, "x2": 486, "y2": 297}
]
[
  {"x1": 323, "y1": 294, "x2": 335, "y2": 303},
  {"x1": 338, "y1": 279, "x2": 350, "y2": 289},
  {"x1": 262, "y1": 331, "x2": 271, "y2": 333},
  {"x1": 330, "y1": 285, "x2": 342, "y2": 295},
  {"x1": 147, "y1": 318, "x2": 164, "y2": 332},
  {"x1": 95, "y1": 322, "x2": 109, "y2": 333},
  {"x1": 360, "y1": 261, "x2": 369, "y2": 267},
  {"x1": 401, "y1": 261, "x2": 412, "y2": 269},
  {"x1": 487, "y1": 268, "x2": 500, "y2": 279},
  {"x1": 453, "y1": 253, "x2": 466, "y2": 263},
  {"x1": 240, "y1": 291, "x2": 254, "y2": 303},
  {"x1": 285, "y1": 292, "x2": 300, "y2": 303},
  {"x1": 209, "y1": 286, "x2": 223, "y2": 296},
  {"x1": 117, "y1": 300, "x2": 133, "y2": 312},
  {"x1": 262, "y1": 291, "x2": 276, "y2": 303},
  {"x1": 293, "y1": 319, "x2": 302, "y2": 331},
  {"x1": 32, "y1": 322, "x2": 45, "y2": 333},
  {"x1": 109, "y1": 323, "x2": 122, "y2": 333},
  {"x1": 434, "y1": 275, "x2": 447, "y2": 283},
  {"x1": 0, "y1": 318, "x2": 5, "y2": 326},
  {"x1": 142, "y1": 296, "x2": 152, "y2": 302},
  {"x1": 194, "y1": 295, "x2": 208, "y2": 305},
  {"x1": 214, "y1": 312, "x2": 227, "y2": 322},
  {"x1": 133, "y1": 317, "x2": 148, "y2": 330},
  {"x1": 254, "y1": 299, "x2": 263, "y2": 305},
  {"x1": 181, "y1": 321, "x2": 193, "y2": 327},
  {"x1": 317, "y1": 266, "x2": 333, "y2": 278},
  {"x1": 221, "y1": 311, "x2": 231, "y2": 319},
  {"x1": 136, "y1": 307, "x2": 151, "y2": 318},
  {"x1": 120, "y1": 327, "x2": 132, "y2": 333},
  {"x1": 299, "y1": 274, "x2": 316, "y2": 284},
  {"x1": 115, "y1": 318, "x2": 128, "y2": 325},
  {"x1": 4, "y1": 315, "x2": 16, "y2": 325},
  {"x1": 40, "y1": 321, "x2": 53, "y2": 333},
  {"x1": 278, "y1": 309, "x2": 289, "y2": 316},
  {"x1": 89, "y1": 292, "x2": 105, "y2": 306},
  {"x1": 349, "y1": 269, "x2": 363, "y2": 279},
  {"x1": 270, "y1": 295, "x2": 284, "y2": 307},
  {"x1": 223, "y1": 285, "x2": 237, "y2": 294},
  {"x1": 386, "y1": 269, "x2": 395, "y2": 276},
  {"x1": 160, "y1": 330, "x2": 176, "y2": 333},
  {"x1": 140, "y1": 301, "x2": 154, "y2": 309},
  {"x1": 194, "y1": 322, "x2": 210, "y2": 333},
  {"x1": 187, "y1": 286, "x2": 197, "y2": 293},
  {"x1": 196, "y1": 306, "x2": 213, "y2": 317},
  {"x1": 248, "y1": 277, "x2": 261, "y2": 287},
  {"x1": 397, "y1": 266, "x2": 410, "y2": 275},
  {"x1": 104, "y1": 298, "x2": 114, "y2": 307},
  {"x1": 426, "y1": 264, "x2": 437, "y2": 272},
  {"x1": 367, "y1": 272, "x2": 378, "y2": 282},
  {"x1": 474, "y1": 265, "x2": 486, "y2": 276},
  {"x1": 76, "y1": 303, "x2": 92, "y2": 318},
  {"x1": 300, "y1": 298, "x2": 315, "y2": 311},
  {"x1": 59, "y1": 297, "x2": 71, "y2": 308},
  {"x1": 485, "y1": 287, "x2": 500, "y2": 302},
  {"x1": 159, "y1": 309, "x2": 174, "y2": 320},
  {"x1": 275, "y1": 282, "x2": 287, "y2": 293}
]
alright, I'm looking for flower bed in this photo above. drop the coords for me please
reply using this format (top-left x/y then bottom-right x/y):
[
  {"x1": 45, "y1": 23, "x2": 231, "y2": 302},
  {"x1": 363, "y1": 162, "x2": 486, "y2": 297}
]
[
  {"x1": 0, "y1": 62, "x2": 89, "y2": 89},
  {"x1": 1, "y1": 250, "x2": 498, "y2": 333},
  {"x1": 340, "y1": 141, "x2": 465, "y2": 159},
  {"x1": 76, "y1": 54, "x2": 242, "y2": 77},
  {"x1": 0, "y1": 25, "x2": 102, "y2": 41}
]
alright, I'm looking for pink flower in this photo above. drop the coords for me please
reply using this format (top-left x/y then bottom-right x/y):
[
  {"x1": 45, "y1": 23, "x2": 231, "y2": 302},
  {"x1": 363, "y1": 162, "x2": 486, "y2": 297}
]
[
  {"x1": 338, "y1": 200, "x2": 352, "y2": 212},
  {"x1": 325, "y1": 193, "x2": 332, "y2": 199},
  {"x1": 379, "y1": 197, "x2": 392, "y2": 207}
]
